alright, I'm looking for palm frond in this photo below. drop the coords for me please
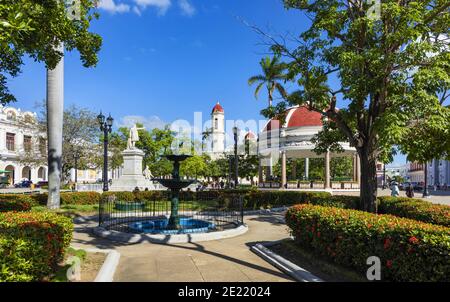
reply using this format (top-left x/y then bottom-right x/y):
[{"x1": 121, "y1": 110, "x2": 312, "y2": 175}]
[
  {"x1": 254, "y1": 82, "x2": 264, "y2": 99},
  {"x1": 248, "y1": 75, "x2": 266, "y2": 85}
]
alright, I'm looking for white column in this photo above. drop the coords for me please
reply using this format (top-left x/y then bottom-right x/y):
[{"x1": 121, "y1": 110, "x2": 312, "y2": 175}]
[
  {"x1": 46, "y1": 43, "x2": 64, "y2": 209},
  {"x1": 325, "y1": 151, "x2": 331, "y2": 189},
  {"x1": 268, "y1": 156, "x2": 273, "y2": 179},
  {"x1": 305, "y1": 157, "x2": 309, "y2": 180},
  {"x1": 281, "y1": 151, "x2": 287, "y2": 189}
]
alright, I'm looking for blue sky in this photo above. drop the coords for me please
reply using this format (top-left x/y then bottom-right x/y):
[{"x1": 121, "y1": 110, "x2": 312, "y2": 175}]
[{"x1": 7, "y1": 0, "x2": 408, "y2": 165}]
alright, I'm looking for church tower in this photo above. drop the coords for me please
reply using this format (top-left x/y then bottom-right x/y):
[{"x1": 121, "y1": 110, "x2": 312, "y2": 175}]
[{"x1": 211, "y1": 101, "x2": 225, "y2": 153}]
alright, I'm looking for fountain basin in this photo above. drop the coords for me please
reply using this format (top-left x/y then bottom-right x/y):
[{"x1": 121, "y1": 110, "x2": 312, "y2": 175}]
[{"x1": 129, "y1": 218, "x2": 215, "y2": 234}]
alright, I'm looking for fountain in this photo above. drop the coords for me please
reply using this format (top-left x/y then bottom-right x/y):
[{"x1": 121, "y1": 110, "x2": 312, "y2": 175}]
[
  {"x1": 152, "y1": 154, "x2": 195, "y2": 230},
  {"x1": 96, "y1": 153, "x2": 247, "y2": 242}
]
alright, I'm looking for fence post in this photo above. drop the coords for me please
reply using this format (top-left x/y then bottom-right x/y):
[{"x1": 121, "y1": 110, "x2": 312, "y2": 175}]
[
  {"x1": 98, "y1": 195, "x2": 103, "y2": 226},
  {"x1": 240, "y1": 195, "x2": 244, "y2": 225}
]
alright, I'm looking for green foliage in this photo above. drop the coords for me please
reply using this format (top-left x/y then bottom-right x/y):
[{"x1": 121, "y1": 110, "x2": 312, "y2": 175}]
[
  {"x1": 0, "y1": 211, "x2": 73, "y2": 281},
  {"x1": 256, "y1": 0, "x2": 450, "y2": 211},
  {"x1": 243, "y1": 190, "x2": 333, "y2": 209},
  {"x1": 377, "y1": 196, "x2": 450, "y2": 227},
  {"x1": 0, "y1": 0, "x2": 102, "y2": 104},
  {"x1": 31, "y1": 192, "x2": 101, "y2": 206},
  {"x1": 181, "y1": 154, "x2": 208, "y2": 178},
  {"x1": 112, "y1": 125, "x2": 174, "y2": 177},
  {"x1": 0, "y1": 194, "x2": 37, "y2": 212},
  {"x1": 248, "y1": 55, "x2": 288, "y2": 108},
  {"x1": 286, "y1": 204, "x2": 450, "y2": 281}
]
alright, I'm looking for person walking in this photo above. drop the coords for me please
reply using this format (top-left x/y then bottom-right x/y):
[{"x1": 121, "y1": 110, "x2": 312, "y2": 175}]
[
  {"x1": 390, "y1": 181, "x2": 400, "y2": 197},
  {"x1": 406, "y1": 183, "x2": 414, "y2": 198}
]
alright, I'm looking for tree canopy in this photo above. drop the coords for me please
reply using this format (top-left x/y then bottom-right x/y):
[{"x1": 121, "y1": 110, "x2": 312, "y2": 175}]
[
  {"x1": 0, "y1": 0, "x2": 102, "y2": 103},
  {"x1": 251, "y1": 0, "x2": 449, "y2": 211}
]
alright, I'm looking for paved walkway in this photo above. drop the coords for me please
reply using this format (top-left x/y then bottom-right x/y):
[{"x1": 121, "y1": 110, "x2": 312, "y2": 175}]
[
  {"x1": 334, "y1": 188, "x2": 450, "y2": 205},
  {"x1": 71, "y1": 213, "x2": 292, "y2": 282}
]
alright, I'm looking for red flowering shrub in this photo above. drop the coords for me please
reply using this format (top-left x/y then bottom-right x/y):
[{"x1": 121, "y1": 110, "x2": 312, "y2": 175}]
[
  {"x1": 377, "y1": 196, "x2": 450, "y2": 227},
  {"x1": 0, "y1": 194, "x2": 37, "y2": 212},
  {"x1": 286, "y1": 204, "x2": 450, "y2": 281},
  {"x1": 0, "y1": 211, "x2": 73, "y2": 281}
]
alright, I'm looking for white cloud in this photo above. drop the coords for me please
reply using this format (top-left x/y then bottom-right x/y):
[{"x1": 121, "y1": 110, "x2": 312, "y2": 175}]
[
  {"x1": 178, "y1": 0, "x2": 195, "y2": 16},
  {"x1": 120, "y1": 115, "x2": 167, "y2": 130},
  {"x1": 134, "y1": 0, "x2": 172, "y2": 15},
  {"x1": 132, "y1": 6, "x2": 142, "y2": 16},
  {"x1": 97, "y1": 0, "x2": 130, "y2": 14}
]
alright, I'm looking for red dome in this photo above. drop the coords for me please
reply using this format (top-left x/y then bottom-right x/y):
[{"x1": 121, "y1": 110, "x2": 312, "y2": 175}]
[
  {"x1": 244, "y1": 131, "x2": 256, "y2": 140},
  {"x1": 287, "y1": 106, "x2": 323, "y2": 127},
  {"x1": 263, "y1": 106, "x2": 323, "y2": 132},
  {"x1": 212, "y1": 102, "x2": 224, "y2": 113}
]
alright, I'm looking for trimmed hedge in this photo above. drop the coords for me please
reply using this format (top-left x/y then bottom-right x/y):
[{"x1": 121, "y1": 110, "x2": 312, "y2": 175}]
[
  {"x1": 31, "y1": 192, "x2": 102, "y2": 206},
  {"x1": 0, "y1": 211, "x2": 73, "y2": 281},
  {"x1": 10, "y1": 190, "x2": 448, "y2": 227},
  {"x1": 243, "y1": 190, "x2": 332, "y2": 209},
  {"x1": 0, "y1": 194, "x2": 37, "y2": 212},
  {"x1": 286, "y1": 204, "x2": 450, "y2": 282},
  {"x1": 377, "y1": 196, "x2": 450, "y2": 227}
]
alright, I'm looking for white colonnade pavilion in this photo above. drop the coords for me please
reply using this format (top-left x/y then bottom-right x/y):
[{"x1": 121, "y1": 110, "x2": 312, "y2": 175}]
[{"x1": 257, "y1": 106, "x2": 360, "y2": 191}]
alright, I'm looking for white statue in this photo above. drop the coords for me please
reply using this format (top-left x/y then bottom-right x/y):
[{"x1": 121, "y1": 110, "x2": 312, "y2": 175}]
[
  {"x1": 143, "y1": 166, "x2": 153, "y2": 180},
  {"x1": 128, "y1": 124, "x2": 145, "y2": 149}
]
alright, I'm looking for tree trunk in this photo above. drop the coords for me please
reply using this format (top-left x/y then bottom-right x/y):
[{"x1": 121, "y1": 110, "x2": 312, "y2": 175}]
[
  {"x1": 46, "y1": 44, "x2": 64, "y2": 209},
  {"x1": 359, "y1": 149, "x2": 378, "y2": 213}
]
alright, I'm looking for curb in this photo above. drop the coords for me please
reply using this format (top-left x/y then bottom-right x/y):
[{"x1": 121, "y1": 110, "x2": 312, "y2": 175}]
[
  {"x1": 251, "y1": 243, "x2": 323, "y2": 282},
  {"x1": 92, "y1": 224, "x2": 249, "y2": 244},
  {"x1": 72, "y1": 247, "x2": 121, "y2": 282}
]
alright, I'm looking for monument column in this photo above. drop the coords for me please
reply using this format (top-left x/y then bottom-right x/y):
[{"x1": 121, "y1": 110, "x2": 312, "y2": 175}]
[
  {"x1": 325, "y1": 151, "x2": 331, "y2": 189},
  {"x1": 281, "y1": 151, "x2": 287, "y2": 189}
]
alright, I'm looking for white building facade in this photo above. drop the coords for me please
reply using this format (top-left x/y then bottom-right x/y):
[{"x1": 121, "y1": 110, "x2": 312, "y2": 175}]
[
  {"x1": 427, "y1": 159, "x2": 450, "y2": 187},
  {"x1": 0, "y1": 106, "x2": 48, "y2": 185}
]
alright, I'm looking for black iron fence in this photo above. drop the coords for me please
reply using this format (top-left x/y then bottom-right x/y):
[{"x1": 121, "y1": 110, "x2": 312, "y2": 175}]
[{"x1": 98, "y1": 190, "x2": 244, "y2": 233}]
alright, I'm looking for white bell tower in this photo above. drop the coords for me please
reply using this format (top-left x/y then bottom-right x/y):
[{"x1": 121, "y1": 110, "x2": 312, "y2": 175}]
[{"x1": 211, "y1": 101, "x2": 225, "y2": 153}]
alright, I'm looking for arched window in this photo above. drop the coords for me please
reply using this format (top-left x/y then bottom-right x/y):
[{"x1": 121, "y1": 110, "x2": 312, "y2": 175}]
[{"x1": 214, "y1": 118, "x2": 218, "y2": 130}]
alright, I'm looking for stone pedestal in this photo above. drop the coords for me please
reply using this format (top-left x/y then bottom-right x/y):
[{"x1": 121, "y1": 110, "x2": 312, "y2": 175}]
[{"x1": 110, "y1": 148, "x2": 155, "y2": 191}]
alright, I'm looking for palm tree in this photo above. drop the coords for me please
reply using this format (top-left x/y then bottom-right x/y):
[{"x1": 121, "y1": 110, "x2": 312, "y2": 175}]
[
  {"x1": 248, "y1": 56, "x2": 287, "y2": 107},
  {"x1": 46, "y1": 44, "x2": 64, "y2": 209}
]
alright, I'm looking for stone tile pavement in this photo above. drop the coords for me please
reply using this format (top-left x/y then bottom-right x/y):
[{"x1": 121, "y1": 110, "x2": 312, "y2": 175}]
[{"x1": 71, "y1": 212, "x2": 293, "y2": 282}]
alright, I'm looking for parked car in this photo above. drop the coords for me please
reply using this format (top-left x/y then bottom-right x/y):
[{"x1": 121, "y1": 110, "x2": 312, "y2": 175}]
[
  {"x1": 35, "y1": 181, "x2": 48, "y2": 188},
  {"x1": 14, "y1": 180, "x2": 33, "y2": 188}
]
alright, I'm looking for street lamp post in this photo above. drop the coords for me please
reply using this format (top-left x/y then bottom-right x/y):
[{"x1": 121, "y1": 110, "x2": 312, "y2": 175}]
[
  {"x1": 97, "y1": 112, "x2": 113, "y2": 192},
  {"x1": 233, "y1": 126, "x2": 240, "y2": 188},
  {"x1": 423, "y1": 162, "x2": 430, "y2": 197}
]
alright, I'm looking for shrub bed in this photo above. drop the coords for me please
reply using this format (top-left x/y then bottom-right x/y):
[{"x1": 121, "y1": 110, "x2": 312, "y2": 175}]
[
  {"x1": 0, "y1": 211, "x2": 73, "y2": 281},
  {"x1": 0, "y1": 194, "x2": 37, "y2": 212},
  {"x1": 377, "y1": 196, "x2": 450, "y2": 227},
  {"x1": 286, "y1": 204, "x2": 450, "y2": 281}
]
